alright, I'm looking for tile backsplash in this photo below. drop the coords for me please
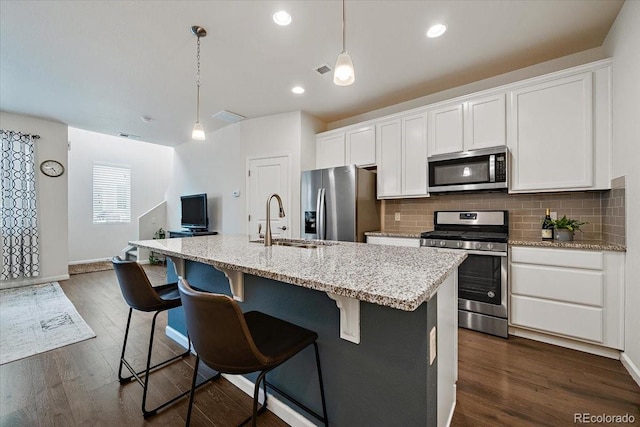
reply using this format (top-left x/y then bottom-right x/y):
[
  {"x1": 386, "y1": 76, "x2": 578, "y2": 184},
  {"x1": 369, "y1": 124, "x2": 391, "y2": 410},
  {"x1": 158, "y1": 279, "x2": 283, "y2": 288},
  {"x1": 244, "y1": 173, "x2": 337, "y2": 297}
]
[{"x1": 383, "y1": 185, "x2": 626, "y2": 244}]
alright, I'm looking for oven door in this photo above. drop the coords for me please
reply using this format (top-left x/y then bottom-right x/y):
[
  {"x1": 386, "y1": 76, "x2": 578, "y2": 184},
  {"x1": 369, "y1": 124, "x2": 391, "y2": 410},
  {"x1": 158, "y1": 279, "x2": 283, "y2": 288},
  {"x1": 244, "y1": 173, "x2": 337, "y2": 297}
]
[{"x1": 458, "y1": 250, "x2": 507, "y2": 318}]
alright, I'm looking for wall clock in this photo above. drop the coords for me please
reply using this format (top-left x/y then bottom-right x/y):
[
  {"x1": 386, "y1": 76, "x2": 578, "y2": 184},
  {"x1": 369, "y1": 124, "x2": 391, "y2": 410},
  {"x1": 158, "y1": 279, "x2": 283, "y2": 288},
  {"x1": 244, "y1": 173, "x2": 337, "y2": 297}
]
[{"x1": 40, "y1": 160, "x2": 65, "y2": 177}]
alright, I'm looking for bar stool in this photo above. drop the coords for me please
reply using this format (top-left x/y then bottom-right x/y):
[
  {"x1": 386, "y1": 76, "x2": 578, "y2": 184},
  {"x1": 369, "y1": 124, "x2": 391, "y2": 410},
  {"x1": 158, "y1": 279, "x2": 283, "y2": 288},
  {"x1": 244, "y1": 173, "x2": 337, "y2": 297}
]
[
  {"x1": 178, "y1": 277, "x2": 328, "y2": 427},
  {"x1": 112, "y1": 257, "x2": 219, "y2": 418}
]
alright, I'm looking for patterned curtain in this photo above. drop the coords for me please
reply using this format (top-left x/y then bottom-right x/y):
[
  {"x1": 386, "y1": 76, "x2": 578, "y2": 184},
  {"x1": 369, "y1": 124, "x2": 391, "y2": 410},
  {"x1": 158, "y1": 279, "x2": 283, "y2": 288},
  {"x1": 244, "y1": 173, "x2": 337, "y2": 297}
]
[{"x1": 0, "y1": 130, "x2": 40, "y2": 280}]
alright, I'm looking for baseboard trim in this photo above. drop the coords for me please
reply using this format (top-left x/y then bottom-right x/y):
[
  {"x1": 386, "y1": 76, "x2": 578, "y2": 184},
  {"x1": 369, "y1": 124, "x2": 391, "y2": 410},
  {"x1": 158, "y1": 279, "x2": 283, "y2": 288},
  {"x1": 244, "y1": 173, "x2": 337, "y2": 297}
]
[
  {"x1": 621, "y1": 352, "x2": 640, "y2": 387},
  {"x1": 164, "y1": 326, "x2": 314, "y2": 427},
  {"x1": 445, "y1": 385, "x2": 457, "y2": 427},
  {"x1": 0, "y1": 274, "x2": 70, "y2": 289},
  {"x1": 68, "y1": 258, "x2": 112, "y2": 265},
  {"x1": 509, "y1": 327, "x2": 621, "y2": 359}
]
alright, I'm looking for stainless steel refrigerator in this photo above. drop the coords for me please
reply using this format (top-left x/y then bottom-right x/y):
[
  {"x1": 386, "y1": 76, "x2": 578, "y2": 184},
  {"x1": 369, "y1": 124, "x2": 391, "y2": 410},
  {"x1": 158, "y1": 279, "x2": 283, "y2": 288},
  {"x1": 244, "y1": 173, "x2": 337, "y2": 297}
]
[{"x1": 301, "y1": 165, "x2": 379, "y2": 242}]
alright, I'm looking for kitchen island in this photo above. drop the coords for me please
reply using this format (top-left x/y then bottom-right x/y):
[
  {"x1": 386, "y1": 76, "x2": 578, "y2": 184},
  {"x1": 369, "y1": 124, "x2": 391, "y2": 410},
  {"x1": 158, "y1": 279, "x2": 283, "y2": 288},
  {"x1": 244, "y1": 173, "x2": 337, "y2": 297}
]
[{"x1": 131, "y1": 235, "x2": 466, "y2": 426}]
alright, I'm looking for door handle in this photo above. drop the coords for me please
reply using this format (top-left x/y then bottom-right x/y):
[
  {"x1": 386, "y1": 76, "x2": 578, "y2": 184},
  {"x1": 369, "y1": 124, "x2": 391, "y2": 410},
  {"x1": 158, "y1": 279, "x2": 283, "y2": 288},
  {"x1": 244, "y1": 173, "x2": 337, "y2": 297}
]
[
  {"x1": 277, "y1": 225, "x2": 287, "y2": 230},
  {"x1": 317, "y1": 188, "x2": 326, "y2": 240}
]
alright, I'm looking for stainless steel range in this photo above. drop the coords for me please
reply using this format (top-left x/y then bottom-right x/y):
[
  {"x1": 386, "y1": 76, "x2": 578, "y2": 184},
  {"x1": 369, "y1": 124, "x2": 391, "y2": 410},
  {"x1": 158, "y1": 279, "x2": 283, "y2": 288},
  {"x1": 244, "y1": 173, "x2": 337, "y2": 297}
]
[{"x1": 420, "y1": 211, "x2": 509, "y2": 338}]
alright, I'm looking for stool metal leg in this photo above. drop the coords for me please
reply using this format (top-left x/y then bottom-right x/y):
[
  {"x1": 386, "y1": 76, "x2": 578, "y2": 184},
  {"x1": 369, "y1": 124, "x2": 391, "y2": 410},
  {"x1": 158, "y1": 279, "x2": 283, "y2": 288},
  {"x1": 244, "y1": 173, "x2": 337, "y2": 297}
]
[
  {"x1": 313, "y1": 342, "x2": 329, "y2": 427},
  {"x1": 118, "y1": 308, "x2": 217, "y2": 419}
]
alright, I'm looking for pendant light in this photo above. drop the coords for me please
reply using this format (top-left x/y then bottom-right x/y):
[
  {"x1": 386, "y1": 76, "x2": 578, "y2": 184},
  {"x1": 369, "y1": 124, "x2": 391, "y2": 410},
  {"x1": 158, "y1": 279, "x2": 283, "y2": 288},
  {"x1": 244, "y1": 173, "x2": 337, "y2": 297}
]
[
  {"x1": 191, "y1": 26, "x2": 207, "y2": 141},
  {"x1": 333, "y1": 0, "x2": 355, "y2": 86}
]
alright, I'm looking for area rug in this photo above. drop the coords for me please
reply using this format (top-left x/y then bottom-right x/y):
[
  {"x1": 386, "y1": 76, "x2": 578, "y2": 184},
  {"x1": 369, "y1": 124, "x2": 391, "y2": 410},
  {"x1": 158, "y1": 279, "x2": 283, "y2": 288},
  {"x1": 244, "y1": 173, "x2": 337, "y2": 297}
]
[{"x1": 0, "y1": 282, "x2": 96, "y2": 365}]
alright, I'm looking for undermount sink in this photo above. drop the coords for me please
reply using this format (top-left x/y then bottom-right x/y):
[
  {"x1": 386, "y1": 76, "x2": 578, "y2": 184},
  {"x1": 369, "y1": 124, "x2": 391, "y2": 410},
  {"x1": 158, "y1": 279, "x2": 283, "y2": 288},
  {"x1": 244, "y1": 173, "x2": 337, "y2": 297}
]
[
  {"x1": 272, "y1": 241, "x2": 318, "y2": 249},
  {"x1": 250, "y1": 238, "x2": 338, "y2": 249}
]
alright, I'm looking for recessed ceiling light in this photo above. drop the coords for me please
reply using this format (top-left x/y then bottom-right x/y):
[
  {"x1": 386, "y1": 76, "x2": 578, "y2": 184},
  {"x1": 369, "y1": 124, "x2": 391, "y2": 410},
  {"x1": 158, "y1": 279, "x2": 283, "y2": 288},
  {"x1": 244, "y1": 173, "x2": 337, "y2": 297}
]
[
  {"x1": 292, "y1": 86, "x2": 305, "y2": 94},
  {"x1": 426, "y1": 24, "x2": 447, "y2": 38},
  {"x1": 273, "y1": 10, "x2": 292, "y2": 26}
]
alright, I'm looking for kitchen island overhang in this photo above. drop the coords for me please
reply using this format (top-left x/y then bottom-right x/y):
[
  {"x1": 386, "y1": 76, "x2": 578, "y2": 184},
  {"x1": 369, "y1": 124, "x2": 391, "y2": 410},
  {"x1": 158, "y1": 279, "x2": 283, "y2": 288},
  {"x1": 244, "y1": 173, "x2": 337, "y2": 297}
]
[{"x1": 130, "y1": 235, "x2": 466, "y2": 426}]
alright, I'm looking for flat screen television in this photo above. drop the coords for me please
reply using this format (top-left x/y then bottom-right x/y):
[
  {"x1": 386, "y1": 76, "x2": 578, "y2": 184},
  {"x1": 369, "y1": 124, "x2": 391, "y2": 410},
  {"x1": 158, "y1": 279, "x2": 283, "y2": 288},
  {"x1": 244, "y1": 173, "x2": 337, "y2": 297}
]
[{"x1": 180, "y1": 193, "x2": 208, "y2": 231}]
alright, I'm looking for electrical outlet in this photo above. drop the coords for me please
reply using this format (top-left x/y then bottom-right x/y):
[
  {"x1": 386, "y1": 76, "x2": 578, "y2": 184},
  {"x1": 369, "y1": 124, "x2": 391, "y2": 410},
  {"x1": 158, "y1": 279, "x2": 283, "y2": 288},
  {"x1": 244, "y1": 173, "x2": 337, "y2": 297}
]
[
  {"x1": 395, "y1": 212, "x2": 401, "y2": 221},
  {"x1": 551, "y1": 211, "x2": 558, "y2": 220},
  {"x1": 429, "y1": 327, "x2": 437, "y2": 365}
]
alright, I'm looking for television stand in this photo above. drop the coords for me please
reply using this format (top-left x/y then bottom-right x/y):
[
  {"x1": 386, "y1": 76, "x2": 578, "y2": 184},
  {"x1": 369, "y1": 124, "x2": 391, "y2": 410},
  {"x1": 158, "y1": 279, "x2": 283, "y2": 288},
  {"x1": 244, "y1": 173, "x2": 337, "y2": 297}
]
[{"x1": 168, "y1": 230, "x2": 218, "y2": 238}]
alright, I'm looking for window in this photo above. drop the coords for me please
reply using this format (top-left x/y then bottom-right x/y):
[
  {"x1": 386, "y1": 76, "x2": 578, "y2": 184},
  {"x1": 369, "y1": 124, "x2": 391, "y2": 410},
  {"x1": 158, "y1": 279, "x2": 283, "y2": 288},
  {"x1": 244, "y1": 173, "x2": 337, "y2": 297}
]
[{"x1": 92, "y1": 163, "x2": 131, "y2": 223}]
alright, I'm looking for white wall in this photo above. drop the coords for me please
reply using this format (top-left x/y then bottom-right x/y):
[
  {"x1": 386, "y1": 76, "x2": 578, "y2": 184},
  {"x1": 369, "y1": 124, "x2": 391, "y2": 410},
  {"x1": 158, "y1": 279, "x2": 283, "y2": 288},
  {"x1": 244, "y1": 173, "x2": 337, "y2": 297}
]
[
  {"x1": 0, "y1": 111, "x2": 69, "y2": 287},
  {"x1": 602, "y1": 1, "x2": 640, "y2": 382},
  {"x1": 167, "y1": 122, "x2": 245, "y2": 234},
  {"x1": 67, "y1": 127, "x2": 173, "y2": 263},
  {"x1": 167, "y1": 111, "x2": 324, "y2": 238}
]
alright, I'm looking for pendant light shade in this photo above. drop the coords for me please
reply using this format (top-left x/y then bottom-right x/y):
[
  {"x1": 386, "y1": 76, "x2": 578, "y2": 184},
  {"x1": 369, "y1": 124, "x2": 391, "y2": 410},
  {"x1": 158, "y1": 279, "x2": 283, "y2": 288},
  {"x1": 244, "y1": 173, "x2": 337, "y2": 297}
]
[
  {"x1": 192, "y1": 122, "x2": 205, "y2": 140},
  {"x1": 334, "y1": 0, "x2": 355, "y2": 86},
  {"x1": 191, "y1": 25, "x2": 207, "y2": 141},
  {"x1": 334, "y1": 51, "x2": 355, "y2": 86}
]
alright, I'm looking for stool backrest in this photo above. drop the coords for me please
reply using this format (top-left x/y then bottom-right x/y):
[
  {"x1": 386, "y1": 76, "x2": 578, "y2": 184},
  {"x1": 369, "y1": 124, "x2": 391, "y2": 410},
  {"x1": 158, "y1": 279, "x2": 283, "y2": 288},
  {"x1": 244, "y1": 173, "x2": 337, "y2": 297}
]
[
  {"x1": 112, "y1": 256, "x2": 168, "y2": 312},
  {"x1": 178, "y1": 277, "x2": 267, "y2": 374}
]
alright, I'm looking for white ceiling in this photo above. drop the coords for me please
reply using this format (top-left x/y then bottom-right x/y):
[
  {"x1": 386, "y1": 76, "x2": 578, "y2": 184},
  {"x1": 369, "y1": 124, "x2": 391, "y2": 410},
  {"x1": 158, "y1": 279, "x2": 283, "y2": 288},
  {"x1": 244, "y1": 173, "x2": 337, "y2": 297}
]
[{"x1": 0, "y1": 0, "x2": 623, "y2": 147}]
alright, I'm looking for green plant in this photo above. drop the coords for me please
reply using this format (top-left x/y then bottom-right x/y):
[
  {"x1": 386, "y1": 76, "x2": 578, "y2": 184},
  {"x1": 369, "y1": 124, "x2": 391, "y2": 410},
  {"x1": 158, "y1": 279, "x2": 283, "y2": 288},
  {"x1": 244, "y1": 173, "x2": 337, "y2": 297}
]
[{"x1": 551, "y1": 215, "x2": 586, "y2": 232}]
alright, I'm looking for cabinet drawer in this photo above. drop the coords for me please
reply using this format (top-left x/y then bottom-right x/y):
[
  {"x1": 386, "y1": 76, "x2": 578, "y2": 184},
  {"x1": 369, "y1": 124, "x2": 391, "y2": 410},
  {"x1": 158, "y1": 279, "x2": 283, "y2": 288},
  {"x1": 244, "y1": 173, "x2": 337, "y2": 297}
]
[
  {"x1": 366, "y1": 236, "x2": 420, "y2": 248},
  {"x1": 511, "y1": 264, "x2": 603, "y2": 306},
  {"x1": 511, "y1": 246, "x2": 603, "y2": 270},
  {"x1": 511, "y1": 295, "x2": 603, "y2": 342}
]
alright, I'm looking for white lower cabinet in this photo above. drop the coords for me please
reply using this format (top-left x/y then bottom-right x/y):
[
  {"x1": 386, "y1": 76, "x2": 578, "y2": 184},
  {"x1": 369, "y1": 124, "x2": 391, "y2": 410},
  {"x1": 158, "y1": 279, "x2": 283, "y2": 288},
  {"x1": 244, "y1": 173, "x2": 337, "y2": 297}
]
[
  {"x1": 509, "y1": 246, "x2": 624, "y2": 350},
  {"x1": 366, "y1": 235, "x2": 421, "y2": 247}
]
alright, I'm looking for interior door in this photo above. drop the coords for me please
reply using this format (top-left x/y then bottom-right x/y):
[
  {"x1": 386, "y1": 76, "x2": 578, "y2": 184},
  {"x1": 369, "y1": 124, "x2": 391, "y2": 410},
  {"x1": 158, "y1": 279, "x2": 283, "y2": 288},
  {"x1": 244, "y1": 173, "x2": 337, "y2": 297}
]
[{"x1": 247, "y1": 155, "x2": 290, "y2": 239}]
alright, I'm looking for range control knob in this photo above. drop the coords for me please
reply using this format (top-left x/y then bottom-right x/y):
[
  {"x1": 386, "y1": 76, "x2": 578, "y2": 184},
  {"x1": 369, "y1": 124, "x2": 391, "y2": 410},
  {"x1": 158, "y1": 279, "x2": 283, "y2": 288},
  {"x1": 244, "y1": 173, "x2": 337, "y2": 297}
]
[
  {"x1": 487, "y1": 243, "x2": 494, "y2": 250},
  {"x1": 487, "y1": 291, "x2": 496, "y2": 299},
  {"x1": 474, "y1": 242, "x2": 482, "y2": 250},
  {"x1": 430, "y1": 240, "x2": 437, "y2": 247},
  {"x1": 456, "y1": 241, "x2": 463, "y2": 248},
  {"x1": 439, "y1": 240, "x2": 446, "y2": 247}
]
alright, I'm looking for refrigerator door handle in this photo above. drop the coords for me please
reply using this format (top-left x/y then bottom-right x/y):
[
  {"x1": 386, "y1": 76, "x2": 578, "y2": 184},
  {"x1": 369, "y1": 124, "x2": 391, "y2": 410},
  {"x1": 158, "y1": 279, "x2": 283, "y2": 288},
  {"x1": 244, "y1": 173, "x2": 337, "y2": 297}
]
[{"x1": 317, "y1": 188, "x2": 326, "y2": 240}]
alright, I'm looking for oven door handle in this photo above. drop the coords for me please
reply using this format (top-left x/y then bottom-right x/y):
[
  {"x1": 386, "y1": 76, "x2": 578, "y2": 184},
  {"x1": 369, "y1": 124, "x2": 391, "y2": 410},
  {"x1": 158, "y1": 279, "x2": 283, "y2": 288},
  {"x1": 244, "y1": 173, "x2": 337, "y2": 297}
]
[{"x1": 463, "y1": 250, "x2": 507, "y2": 257}]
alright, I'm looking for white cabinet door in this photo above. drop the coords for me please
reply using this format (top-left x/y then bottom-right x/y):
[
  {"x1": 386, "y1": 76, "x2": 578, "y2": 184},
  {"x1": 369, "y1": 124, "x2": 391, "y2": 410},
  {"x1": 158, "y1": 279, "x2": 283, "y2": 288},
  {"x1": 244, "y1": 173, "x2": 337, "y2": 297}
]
[
  {"x1": 508, "y1": 72, "x2": 594, "y2": 192},
  {"x1": 464, "y1": 93, "x2": 506, "y2": 150},
  {"x1": 376, "y1": 119, "x2": 402, "y2": 198},
  {"x1": 509, "y1": 246, "x2": 624, "y2": 350},
  {"x1": 428, "y1": 103, "x2": 464, "y2": 155},
  {"x1": 316, "y1": 133, "x2": 345, "y2": 169},
  {"x1": 402, "y1": 113, "x2": 428, "y2": 196},
  {"x1": 346, "y1": 126, "x2": 375, "y2": 167}
]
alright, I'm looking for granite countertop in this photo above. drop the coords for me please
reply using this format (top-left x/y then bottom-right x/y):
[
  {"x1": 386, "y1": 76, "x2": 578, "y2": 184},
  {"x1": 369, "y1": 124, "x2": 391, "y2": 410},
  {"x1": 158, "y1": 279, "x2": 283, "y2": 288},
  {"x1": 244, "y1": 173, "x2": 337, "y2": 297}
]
[
  {"x1": 130, "y1": 235, "x2": 467, "y2": 311},
  {"x1": 365, "y1": 231, "x2": 422, "y2": 239},
  {"x1": 508, "y1": 237, "x2": 626, "y2": 252}
]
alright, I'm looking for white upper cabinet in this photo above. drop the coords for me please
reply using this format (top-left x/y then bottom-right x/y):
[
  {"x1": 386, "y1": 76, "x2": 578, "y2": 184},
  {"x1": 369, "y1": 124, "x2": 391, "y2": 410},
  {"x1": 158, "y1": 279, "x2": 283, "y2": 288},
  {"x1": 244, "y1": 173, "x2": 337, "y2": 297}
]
[
  {"x1": 402, "y1": 114, "x2": 428, "y2": 196},
  {"x1": 428, "y1": 94, "x2": 506, "y2": 156},
  {"x1": 427, "y1": 103, "x2": 464, "y2": 155},
  {"x1": 316, "y1": 132, "x2": 345, "y2": 169},
  {"x1": 346, "y1": 126, "x2": 376, "y2": 167},
  {"x1": 507, "y1": 65, "x2": 611, "y2": 193},
  {"x1": 464, "y1": 93, "x2": 506, "y2": 151},
  {"x1": 315, "y1": 59, "x2": 611, "y2": 194},
  {"x1": 376, "y1": 113, "x2": 428, "y2": 199},
  {"x1": 376, "y1": 119, "x2": 402, "y2": 197}
]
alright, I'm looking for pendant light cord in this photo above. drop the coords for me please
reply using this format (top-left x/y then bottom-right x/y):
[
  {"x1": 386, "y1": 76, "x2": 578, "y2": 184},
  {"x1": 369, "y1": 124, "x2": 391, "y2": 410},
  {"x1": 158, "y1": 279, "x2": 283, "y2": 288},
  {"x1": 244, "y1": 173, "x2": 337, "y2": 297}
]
[
  {"x1": 196, "y1": 35, "x2": 201, "y2": 123},
  {"x1": 342, "y1": 0, "x2": 346, "y2": 52}
]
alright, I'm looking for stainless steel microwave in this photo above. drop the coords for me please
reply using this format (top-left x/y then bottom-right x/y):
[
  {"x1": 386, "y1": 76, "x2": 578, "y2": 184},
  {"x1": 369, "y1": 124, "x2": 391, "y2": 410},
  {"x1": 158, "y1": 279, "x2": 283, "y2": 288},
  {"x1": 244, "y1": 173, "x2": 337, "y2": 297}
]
[{"x1": 428, "y1": 146, "x2": 508, "y2": 193}]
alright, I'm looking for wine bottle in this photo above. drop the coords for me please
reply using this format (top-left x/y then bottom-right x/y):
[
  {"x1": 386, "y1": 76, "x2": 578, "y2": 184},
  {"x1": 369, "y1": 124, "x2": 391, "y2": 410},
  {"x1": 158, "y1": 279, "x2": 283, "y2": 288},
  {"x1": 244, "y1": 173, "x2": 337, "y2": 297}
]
[{"x1": 541, "y1": 208, "x2": 554, "y2": 240}]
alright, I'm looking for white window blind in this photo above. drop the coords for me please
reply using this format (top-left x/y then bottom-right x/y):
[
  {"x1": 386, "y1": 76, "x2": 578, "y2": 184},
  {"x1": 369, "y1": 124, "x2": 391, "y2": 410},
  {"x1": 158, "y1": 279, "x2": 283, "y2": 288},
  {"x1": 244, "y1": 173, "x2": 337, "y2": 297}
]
[{"x1": 92, "y1": 163, "x2": 131, "y2": 224}]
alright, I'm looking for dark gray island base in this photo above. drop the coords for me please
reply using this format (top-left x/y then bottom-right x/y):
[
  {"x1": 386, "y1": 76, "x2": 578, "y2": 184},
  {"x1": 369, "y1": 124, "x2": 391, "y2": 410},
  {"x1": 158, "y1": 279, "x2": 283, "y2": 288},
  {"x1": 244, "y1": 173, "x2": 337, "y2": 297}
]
[{"x1": 130, "y1": 236, "x2": 463, "y2": 426}]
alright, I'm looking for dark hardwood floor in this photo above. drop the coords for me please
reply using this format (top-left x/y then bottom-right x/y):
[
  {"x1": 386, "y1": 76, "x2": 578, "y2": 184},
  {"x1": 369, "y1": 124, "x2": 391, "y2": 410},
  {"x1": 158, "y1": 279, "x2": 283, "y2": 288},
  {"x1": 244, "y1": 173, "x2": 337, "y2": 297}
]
[{"x1": 1, "y1": 266, "x2": 638, "y2": 426}]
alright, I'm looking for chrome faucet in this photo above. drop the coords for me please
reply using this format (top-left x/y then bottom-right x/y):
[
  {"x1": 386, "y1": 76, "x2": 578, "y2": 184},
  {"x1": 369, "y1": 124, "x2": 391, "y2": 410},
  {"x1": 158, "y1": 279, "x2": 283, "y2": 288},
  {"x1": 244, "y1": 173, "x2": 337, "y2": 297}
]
[{"x1": 264, "y1": 193, "x2": 285, "y2": 246}]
